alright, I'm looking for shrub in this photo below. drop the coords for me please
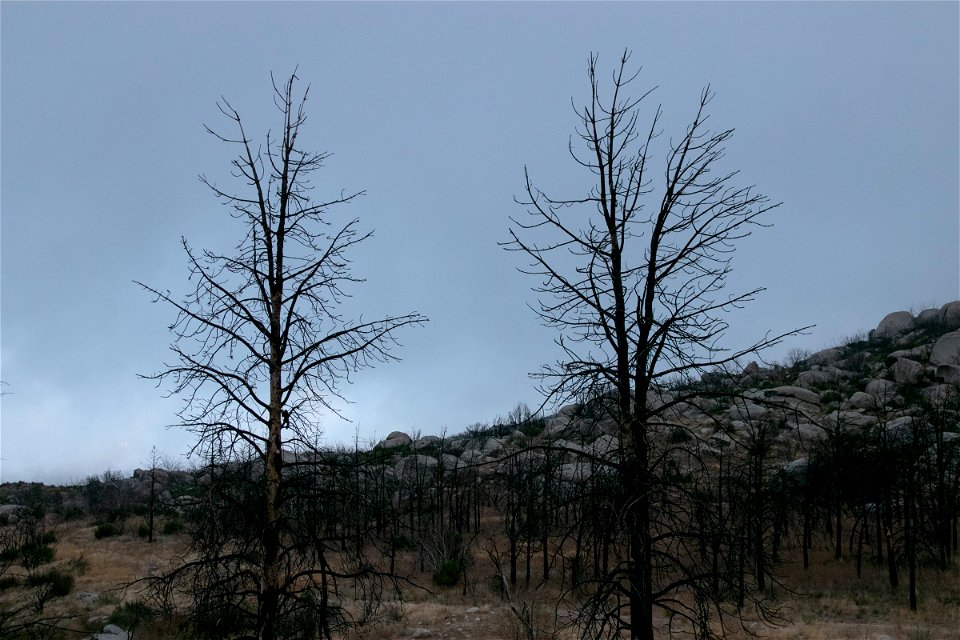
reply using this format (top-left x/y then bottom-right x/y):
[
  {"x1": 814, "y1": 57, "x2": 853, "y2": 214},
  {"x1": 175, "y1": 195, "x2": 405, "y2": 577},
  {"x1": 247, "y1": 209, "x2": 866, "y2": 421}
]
[
  {"x1": 0, "y1": 546, "x2": 19, "y2": 562},
  {"x1": 0, "y1": 575, "x2": 19, "y2": 591},
  {"x1": 137, "y1": 524, "x2": 151, "y2": 538},
  {"x1": 94, "y1": 523, "x2": 120, "y2": 539},
  {"x1": 162, "y1": 519, "x2": 184, "y2": 535},
  {"x1": 432, "y1": 558, "x2": 462, "y2": 587},
  {"x1": 20, "y1": 542, "x2": 55, "y2": 567},
  {"x1": 26, "y1": 568, "x2": 74, "y2": 597},
  {"x1": 108, "y1": 600, "x2": 156, "y2": 630},
  {"x1": 62, "y1": 506, "x2": 86, "y2": 521}
]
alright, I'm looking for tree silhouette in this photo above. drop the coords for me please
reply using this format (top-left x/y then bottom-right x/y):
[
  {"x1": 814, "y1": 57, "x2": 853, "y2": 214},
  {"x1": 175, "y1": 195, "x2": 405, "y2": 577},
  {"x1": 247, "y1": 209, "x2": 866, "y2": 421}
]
[
  {"x1": 139, "y1": 71, "x2": 425, "y2": 640},
  {"x1": 506, "y1": 51, "x2": 803, "y2": 640}
]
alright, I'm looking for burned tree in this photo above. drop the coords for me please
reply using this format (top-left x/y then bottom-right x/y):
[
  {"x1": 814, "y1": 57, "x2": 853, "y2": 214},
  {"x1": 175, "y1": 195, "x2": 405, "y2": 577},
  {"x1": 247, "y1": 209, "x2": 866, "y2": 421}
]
[
  {"x1": 139, "y1": 72, "x2": 424, "y2": 640},
  {"x1": 506, "y1": 52, "x2": 801, "y2": 640}
]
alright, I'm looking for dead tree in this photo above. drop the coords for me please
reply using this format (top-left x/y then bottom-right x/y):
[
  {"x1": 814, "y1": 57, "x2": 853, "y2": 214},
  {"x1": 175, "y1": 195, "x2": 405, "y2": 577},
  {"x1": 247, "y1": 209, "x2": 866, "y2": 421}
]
[
  {"x1": 139, "y1": 71, "x2": 424, "y2": 640},
  {"x1": 505, "y1": 51, "x2": 803, "y2": 640}
]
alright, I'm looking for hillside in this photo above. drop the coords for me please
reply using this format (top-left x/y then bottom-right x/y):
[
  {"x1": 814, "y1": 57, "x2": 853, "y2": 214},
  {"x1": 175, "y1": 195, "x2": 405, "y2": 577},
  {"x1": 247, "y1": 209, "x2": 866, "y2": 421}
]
[{"x1": 2, "y1": 301, "x2": 960, "y2": 639}]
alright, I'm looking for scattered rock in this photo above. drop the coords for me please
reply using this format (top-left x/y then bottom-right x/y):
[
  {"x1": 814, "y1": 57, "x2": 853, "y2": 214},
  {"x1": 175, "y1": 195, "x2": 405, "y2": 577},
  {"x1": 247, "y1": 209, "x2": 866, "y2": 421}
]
[
  {"x1": 89, "y1": 624, "x2": 131, "y2": 640},
  {"x1": 466, "y1": 606, "x2": 481, "y2": 613},
  {"x1": 0, "y1": 504, "x2": 31, "y2": 523},
  {"x1": 412, "y1": 628, "x2": 432, "y2": 638},
  {"x1": 75, "y1": 592, "x2": 100, "y2": 607}
]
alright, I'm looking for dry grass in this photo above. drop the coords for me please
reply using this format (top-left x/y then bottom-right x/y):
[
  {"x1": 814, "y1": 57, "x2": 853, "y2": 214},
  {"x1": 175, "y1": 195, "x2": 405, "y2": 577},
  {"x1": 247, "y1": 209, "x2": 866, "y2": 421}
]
[{"x1": 5, "y1": 517, "x2": 958, "y2": 639}]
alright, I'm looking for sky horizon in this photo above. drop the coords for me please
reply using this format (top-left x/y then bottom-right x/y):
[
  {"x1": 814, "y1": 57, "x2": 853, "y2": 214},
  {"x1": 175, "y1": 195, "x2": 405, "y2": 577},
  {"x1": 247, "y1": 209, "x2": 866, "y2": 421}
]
[{"x1": 2, "y1": 2, "x2": 958, "y2": 484}]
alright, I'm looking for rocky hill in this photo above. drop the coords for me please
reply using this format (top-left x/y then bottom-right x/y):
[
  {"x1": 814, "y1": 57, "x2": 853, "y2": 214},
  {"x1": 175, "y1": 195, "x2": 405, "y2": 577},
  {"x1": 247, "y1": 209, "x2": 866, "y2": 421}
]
[{"x1": 366, "y1": 300, "x2": 960, "y2": 482}]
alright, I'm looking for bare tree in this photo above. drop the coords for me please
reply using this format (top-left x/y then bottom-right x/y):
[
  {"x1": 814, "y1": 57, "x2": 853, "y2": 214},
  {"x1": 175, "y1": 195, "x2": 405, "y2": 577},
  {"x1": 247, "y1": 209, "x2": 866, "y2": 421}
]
[
  {"x1": 139, "y1": 71, "x2": 425, "y2": 640},
  {"x1": 506, "y1": 51, "x2": 804, "y2": 640}
]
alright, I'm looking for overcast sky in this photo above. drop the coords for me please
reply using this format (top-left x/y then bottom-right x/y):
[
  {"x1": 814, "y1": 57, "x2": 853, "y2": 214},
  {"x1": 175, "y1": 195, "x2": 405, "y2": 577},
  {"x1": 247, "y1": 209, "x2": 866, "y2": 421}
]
[{"x1": 2, "y1": 2, "x2": 957, "y2": 484}]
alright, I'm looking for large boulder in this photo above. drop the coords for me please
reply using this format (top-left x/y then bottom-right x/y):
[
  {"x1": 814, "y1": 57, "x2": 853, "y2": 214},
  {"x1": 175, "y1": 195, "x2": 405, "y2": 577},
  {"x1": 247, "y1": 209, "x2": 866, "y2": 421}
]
[
  {"x1": 795, "y1": 369, "x2": 834, "y2": 388},
  {"x1": 808, "y1": 347, "x2": 842, "y2": 366},
  {"x1": 459, "y1": 449, "x2": 485, "y2": 465},
  {"x1": 887, "y1": 345, "x2": 928, "y2": 362},
  {"x1": 886, "y1": 416, "x2": 922, "y2": 444},
  {"x1": 377, "y1": 431, "x2": 412, "y2": 449},
  {"x1": 917, "y1": 307, "x2": 944, "y2": 327},
  {"x1": 795, "y1": 367, "x2": 851, "y2": 388},
  {"x1": 89, "y1": 625, "x2": 131, "y2": 640},
  {"x1": 441, "y1": 454, "x2": 461, "y2": 471},
  {"x1": 589, "y1": 435, "x2": 620, "y2": 458},
  {"x1": 797, "y1": 422, "x2": 827, "y2": 441},
  {"x1": 875, "y1": 311, "x2": 916, "y2": 339},
  {"x1": 412, "y1": 435, "x2": 441, "y2": 449},
  {"x1": 930, "y1": 332, "x2": 960, "y2": 366},
  {"x1": 782, "y1": 457, "x2": 809, "y2": 479},
  {"x1": 845, "y1": 391, "x2": 876, "y2": 411},
  {"x1": 393, "y1": 455, "x2": 438, "y2": 479},
  {"x1": 942, "y1": 301, "x2": 960, "y2": 328},
  {"x1": 891, "y1": 357, "x2": 925, "y2": 385},
  {"x1": 922, "y1": 384, "x2": 957, "y2": 405},
  {"x1": 728, "y1": 400, "x2": 768, "y2": 422},
  {"x1": 542, "y1": 414, "x2": 573, "y2": 437},
  {"x1": 822, "y1": 410, "x2": 876, "y2": 432},
  {"x1": 865, "y1": 378, "x2": 897, "y2": 399},
  {"x1": 937, "y1": 364, "x2": 960, "y2": 387},
  {"x1": 481, "y1": 438, "x2": 505, "y2": 456},
  {"x1": 560, "y1": 460, "x2": 592, "y2": 482},
  {"x1": 769, "y1": 385, "x2": 821, "y2": 405}
]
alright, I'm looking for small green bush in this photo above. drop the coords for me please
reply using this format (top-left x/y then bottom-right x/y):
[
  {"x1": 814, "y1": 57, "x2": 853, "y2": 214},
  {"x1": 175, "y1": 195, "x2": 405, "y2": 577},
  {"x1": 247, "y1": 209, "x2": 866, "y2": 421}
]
[
  {"x1": 62, "y1": 506, "x2": 86, "y2": 521},
  {"x1": 94, "y1": 523, "x2": 120, "y2": 539},
  {"x1": 162, "y1": 519, "x2": 184, "y2": 535},
  {"x1": 108, "y1": 600, "x2": 156, "y2": 630},
  {"x1": 390, "y1": 534, "x2": 415, "y2": 552},
  {"x1": 432, "y1": 558, "x2": 462, "y2": 587},
  {"x1": 137, "y1": 524, "x2": 151, "y2": 538},
  {"x1": 20, "y1": 542, "x2": 55, "y2": 567}
]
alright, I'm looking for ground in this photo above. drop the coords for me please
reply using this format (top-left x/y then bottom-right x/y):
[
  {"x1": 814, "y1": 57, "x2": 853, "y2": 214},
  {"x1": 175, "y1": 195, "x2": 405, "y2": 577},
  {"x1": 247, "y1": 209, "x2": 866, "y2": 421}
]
[{"x1": 6, "y1": 515, "x2": 958, "y2": 639}]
